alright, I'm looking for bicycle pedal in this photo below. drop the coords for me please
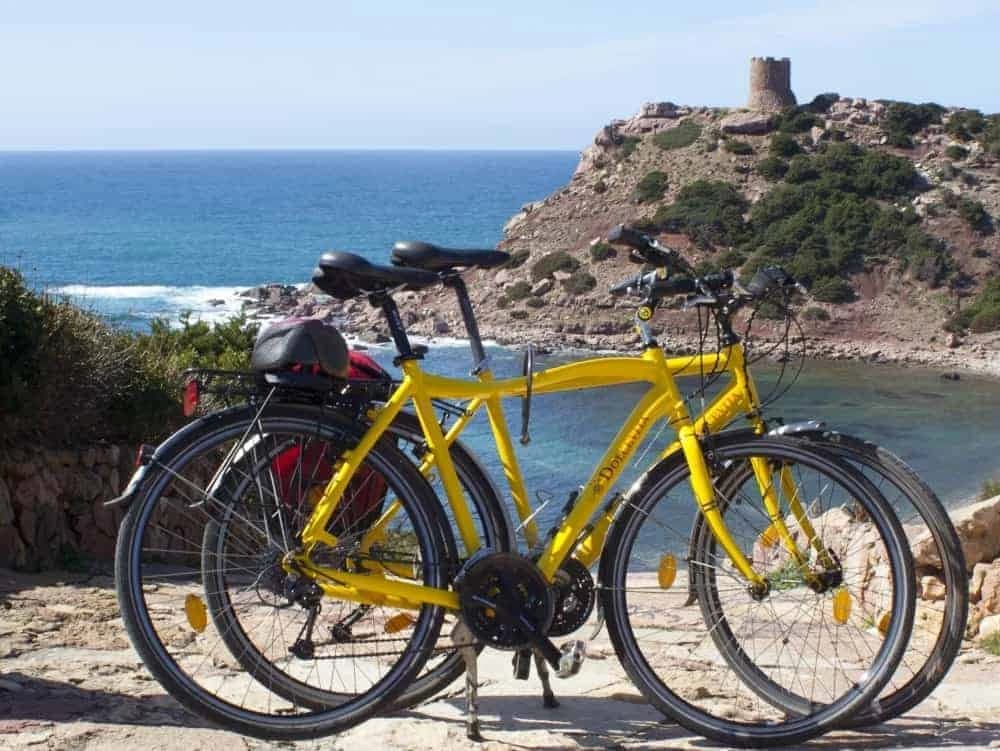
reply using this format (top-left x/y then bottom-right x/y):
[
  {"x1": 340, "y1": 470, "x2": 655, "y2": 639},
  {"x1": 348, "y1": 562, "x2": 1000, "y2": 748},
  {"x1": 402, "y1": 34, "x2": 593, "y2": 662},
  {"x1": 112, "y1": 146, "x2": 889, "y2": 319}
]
[
  {"x1": 512, "y1": 648, "x2": 532, "y2": 680},
  {"x1": 556, "y1": 640, "x2": 586, "y2": 679}
]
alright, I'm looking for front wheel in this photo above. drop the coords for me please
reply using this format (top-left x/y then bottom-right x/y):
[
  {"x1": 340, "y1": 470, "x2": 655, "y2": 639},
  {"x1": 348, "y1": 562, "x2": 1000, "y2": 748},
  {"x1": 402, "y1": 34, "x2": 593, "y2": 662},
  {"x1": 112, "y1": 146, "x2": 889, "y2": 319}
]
[{"x1": 600, "y1": 436, "x2": 915, "y2": 748}]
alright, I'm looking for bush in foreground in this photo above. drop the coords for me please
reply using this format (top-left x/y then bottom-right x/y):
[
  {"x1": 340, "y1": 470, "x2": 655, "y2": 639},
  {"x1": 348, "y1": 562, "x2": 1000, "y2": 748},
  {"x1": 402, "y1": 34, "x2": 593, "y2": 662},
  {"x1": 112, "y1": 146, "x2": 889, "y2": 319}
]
[{"x1": 0, "y1": 266, "x2": 257, "y2": 446}]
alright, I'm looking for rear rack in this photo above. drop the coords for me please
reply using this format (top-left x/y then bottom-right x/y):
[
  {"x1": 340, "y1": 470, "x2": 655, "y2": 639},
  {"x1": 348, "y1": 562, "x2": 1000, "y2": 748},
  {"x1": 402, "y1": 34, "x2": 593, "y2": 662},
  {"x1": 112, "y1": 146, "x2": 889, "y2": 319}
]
[{"x1": 180, "y1": 368, "x2": 466, "y2": 422}]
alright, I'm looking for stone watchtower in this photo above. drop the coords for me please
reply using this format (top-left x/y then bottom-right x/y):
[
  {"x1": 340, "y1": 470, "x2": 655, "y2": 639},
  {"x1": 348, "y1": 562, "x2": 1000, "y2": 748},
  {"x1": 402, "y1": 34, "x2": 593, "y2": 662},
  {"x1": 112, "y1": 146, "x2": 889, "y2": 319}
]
[{"x1": 747, "y1": 57, "x2": 796, "y2": 111}]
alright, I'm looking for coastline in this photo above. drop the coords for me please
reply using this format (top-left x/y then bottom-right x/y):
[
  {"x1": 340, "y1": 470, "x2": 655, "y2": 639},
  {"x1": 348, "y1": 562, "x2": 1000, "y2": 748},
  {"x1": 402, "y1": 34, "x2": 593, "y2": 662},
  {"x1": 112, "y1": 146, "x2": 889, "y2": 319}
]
[{"x1": 234, "y1": 282, "x2": 1000, "y2": 379}]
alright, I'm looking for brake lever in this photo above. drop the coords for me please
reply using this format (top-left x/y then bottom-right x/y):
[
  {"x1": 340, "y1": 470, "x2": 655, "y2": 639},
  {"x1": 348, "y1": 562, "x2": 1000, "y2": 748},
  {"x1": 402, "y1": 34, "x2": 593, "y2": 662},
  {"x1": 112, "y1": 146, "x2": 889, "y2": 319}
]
[{"x1": 683, "y1": 295, "x2": 718, "y2": 309}]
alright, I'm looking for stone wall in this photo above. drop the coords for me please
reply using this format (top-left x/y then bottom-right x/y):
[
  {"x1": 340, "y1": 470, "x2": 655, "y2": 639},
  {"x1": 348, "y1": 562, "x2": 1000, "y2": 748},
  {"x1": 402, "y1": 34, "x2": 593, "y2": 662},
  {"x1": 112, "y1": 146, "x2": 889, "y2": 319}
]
[{"x1": 0, "y1": 444, "x2": 134, "y2": 570}]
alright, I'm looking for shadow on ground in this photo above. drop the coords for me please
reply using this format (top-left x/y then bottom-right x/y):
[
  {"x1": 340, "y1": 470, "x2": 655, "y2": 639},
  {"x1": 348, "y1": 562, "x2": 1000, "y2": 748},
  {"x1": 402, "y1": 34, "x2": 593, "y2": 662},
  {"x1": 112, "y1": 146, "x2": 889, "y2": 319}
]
[{"x1": 0, "y1": 672, "x2": 213, "y2": 730}]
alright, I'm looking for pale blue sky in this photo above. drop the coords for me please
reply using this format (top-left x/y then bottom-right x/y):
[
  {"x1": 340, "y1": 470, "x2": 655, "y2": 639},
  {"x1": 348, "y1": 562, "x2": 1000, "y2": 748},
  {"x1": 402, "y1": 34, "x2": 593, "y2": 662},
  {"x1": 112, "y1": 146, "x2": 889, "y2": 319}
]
[{"x1": 2, "y1": 1, "x2": 998, "y2": 150}]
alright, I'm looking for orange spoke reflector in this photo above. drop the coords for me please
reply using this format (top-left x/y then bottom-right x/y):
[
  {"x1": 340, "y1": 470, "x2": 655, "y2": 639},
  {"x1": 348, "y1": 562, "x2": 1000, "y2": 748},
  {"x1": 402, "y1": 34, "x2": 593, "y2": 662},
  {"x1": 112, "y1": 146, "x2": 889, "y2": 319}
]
[
  {"x1": 185, "y1": 593, "x2": 208, "y2": 633},
  {"x1": 657, "y1": 554, "x2": 677, "y2": 589},
  {"x1": 877, "y1": 611, "x2": 892, "y2": 636},
  {"x1": 832, "y1": 587, "x2": 852, "y2": 625},
  {"x1": 758, "y1": 524, "x2": 781, "y2": 549},
  {"x1": 384, "y1": 613, "x2": 416, "y2": 634}
]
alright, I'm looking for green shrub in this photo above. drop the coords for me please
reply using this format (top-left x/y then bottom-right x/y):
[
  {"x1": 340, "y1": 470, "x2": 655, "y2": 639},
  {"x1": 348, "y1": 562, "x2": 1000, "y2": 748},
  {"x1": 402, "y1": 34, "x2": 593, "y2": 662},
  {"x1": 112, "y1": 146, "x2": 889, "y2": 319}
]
[
  {"x1": 970, "y1": 309, "x2": 1000, "y2": 333},
  {"x1": 946, "y1": 109, "x2": 987, "y2": 141},
  {"x1": 958, "y1": 198, "x2": 992, "y2": 232},
  {"x1": 633, "y1": 170, "x2": 669, "y2": 203},
  {"x1": 739, "y1": 142, "x2": 947, "y2": 293},
  {"x1": 950, "y1": 277, "x2": 1000, "y2": 332},
  {"x1": 0, "y1": 266, "x2": 257, "y2": 446},
  {"x1": 723, "y1": 139, "x2": 753, "y2": 155},
  {"x1": 806, "y1": 93, "x2": 840, "y2": 113},
  {"x1": 983, "y1": 115, "x2": 1000, "y2": 156},
  {"x1": 774, "y1": 108, "x2": 820, "y2": 134},
  {"x1": 561, "y1": 271, "x2": 597, "y2": 296},
  {"x1": 802, "y1": 306, "x2": 830, "y2": 321},
  {"x1": 593, "y1": 179, "x2": 607, "y2": 194},
  {"x1": 881, "y1": 101, "x2": 945, "y2": 148},
  {"x1": 945, "y1": 144, "x2": 969, "y2": 161},
  {"x1": 504, "y1": 248, "x2": 530, "y2": 269},
  {"x1": 620, "y1": 136, "x2": 641, "y2": 159},
  {"x1": 756, "y1": 156, "x2": 789, "y2": 180},
  {"x1": 810, "y1": 277, "x2": 855, "y2": 303},
  {"x1": 589, "y1": 242, "x2": 616, "y2": 262},
  {"x1": 982, "y1": 630, "x2": 1000, "y2": 657},
  {"x1": 980, "y1": 477, "x2": 1000, "y2": 500},
  {"x1": 715, "y1": 249, "x2": 748, "y2": 269},
  {"x1": 530, "y1": 251, "x2": 579, "y2": 282},
  {"x1": 505, "y1": 280, "x2": 532, "y2": 301},
  {"x1": 652, "y1": 180, "x2": 748, "y2": 248},
  {"x1": 769, "y1": 132, "x2": 801, "y2": 158},
  {"x1": 653, "y1": 120, "x2": 702, "y2": 151}
]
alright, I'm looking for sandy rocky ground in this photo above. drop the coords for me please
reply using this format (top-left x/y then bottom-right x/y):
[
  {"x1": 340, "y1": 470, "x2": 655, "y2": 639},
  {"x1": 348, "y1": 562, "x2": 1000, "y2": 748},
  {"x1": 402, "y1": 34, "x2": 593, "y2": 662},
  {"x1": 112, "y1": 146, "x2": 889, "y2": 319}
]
[{"x1": 1, "y1": 567, "x2": 999, "y2": 751}]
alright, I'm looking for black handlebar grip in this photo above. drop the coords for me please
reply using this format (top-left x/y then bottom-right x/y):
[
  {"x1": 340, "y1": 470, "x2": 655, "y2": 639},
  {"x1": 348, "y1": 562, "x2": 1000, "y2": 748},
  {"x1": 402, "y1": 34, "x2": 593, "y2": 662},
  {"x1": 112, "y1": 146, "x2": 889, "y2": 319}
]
[
  {"x1": 699, "y1": 270, "x2": 735, "y2": 293},
  {"x1": 606, "y1": 224, "x2": 649, "y2": 250},
  {"x1": 652, "y1": 276, "x2": 696, "y2": 296}
]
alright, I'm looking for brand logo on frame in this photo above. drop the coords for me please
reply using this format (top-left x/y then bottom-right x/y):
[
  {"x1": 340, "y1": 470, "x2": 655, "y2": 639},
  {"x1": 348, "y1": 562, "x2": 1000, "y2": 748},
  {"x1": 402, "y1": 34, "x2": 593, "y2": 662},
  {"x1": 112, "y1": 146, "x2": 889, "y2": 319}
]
[{"x1": 594, "y1": 415, "x2": 651, "y2": 490}]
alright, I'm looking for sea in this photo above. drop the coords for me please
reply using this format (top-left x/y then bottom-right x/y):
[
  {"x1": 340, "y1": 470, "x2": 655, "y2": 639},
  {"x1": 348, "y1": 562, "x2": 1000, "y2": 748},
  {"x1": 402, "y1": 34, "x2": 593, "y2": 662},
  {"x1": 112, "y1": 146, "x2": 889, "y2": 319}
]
[{"x1": 3, "y1": 149, "x2": 1000, "y2": 523}]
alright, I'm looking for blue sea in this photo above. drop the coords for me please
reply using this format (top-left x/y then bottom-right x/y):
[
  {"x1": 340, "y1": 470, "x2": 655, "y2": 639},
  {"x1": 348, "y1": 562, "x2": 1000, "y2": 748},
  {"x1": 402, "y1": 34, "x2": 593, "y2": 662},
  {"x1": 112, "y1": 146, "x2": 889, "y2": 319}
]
[
  {"x1": 2, "y1": 149, "x2": 577, "y2": 328},
  {"x1": 3, "y1": 149, "x2": 1000, "y2": 515}
]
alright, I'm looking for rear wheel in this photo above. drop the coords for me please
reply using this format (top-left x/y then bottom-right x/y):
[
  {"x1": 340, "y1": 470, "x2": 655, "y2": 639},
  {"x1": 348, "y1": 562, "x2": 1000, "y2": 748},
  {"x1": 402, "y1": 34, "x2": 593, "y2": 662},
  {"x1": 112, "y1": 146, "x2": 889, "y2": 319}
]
[
  {"x1": 115, "y1": 404, "x2": 449, "y2": 741},
  {"x1": 601, "y1": 437, "x2": 915, "y2": 748}
]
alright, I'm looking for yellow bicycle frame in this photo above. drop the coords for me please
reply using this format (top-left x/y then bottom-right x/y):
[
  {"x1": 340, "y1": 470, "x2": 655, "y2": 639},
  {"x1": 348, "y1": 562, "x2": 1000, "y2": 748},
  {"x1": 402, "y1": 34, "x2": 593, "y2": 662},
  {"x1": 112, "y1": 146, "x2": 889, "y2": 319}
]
[{"x1": 288, "y1": 342, "x2": 807, "y2": 611}]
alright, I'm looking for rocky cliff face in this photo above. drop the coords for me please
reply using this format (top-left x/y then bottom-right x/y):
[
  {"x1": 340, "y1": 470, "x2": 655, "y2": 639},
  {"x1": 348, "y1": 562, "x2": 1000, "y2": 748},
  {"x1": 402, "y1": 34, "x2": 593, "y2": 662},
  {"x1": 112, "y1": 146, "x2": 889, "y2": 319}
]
[{"x1": 256, "y1": 96, "x2": 999, "y2": 373}]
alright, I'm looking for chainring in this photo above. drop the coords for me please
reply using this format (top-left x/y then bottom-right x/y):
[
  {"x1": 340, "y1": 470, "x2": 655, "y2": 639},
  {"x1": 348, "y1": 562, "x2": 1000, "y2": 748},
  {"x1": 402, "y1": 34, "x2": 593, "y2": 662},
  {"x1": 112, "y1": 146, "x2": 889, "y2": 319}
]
[
  {"x1": 549, "y1": 557, "x2": 596, "y2": 636},
  {"x1": 455, "y1": 551, "x2": 554, "y2": 651}
]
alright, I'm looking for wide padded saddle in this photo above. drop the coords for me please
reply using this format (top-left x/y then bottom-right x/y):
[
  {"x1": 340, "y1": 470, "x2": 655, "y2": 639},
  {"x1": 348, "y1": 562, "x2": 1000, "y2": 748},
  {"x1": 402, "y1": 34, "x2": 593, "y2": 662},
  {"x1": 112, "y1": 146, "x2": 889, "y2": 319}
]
[
  {"x1": 391, "y1": 241, "x2": 510, "y2": 271},
  {"x1": 250, "y1": 317, "x2": 349, "y2": 377},
  {"x1": 312, "y1": 251, "x2": 439, "y2": 300}
]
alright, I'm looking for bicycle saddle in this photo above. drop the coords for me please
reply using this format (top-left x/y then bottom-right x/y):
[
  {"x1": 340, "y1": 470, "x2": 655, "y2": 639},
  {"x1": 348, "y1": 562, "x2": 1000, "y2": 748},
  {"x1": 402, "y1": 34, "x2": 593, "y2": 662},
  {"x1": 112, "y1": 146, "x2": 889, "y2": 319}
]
[
  {"x1": 313, "y1": 251, "x2": 439, "y2": 300},
  {"x1": 391, "y1": 241, "x2": 510, "y2": 271}
]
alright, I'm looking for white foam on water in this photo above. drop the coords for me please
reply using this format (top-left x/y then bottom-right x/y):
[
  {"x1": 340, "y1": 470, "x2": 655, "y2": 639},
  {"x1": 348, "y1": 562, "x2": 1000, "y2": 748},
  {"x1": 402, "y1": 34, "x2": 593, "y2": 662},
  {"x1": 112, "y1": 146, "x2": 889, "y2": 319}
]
[{"x1": 49, "y1": 283, "x2": 252, "y2": 326}]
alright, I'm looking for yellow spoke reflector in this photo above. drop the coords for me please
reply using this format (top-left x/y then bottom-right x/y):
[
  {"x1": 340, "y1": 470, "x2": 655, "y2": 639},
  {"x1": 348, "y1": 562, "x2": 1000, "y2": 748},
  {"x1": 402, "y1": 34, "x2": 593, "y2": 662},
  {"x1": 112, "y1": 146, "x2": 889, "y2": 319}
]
[
  {"x1": 657, "y1": 554, "x2": 677, "y2": 589},
  {"x1": 831, "y1": 587, "x2": 851, "y2": 625},
  {"x1": 758, "y1": 524, "x2": 781, "y2": 549},
  {"x1": 185, "y1": 593, "x2": 208, "y2": 633},
  {"x1": 877, "y1": 610, "x2": 892, "y2": 636},
  {"x1": 384, "y1": 613, "x2": 416, "y2": 634}
]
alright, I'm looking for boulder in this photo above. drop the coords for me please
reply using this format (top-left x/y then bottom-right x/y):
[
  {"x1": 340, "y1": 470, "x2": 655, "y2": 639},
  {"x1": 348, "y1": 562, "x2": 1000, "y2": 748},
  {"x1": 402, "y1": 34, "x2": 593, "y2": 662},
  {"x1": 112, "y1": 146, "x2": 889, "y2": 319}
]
[
  {"x1": 911, "y1": 495, "x2": 1000, "y2": 572},
  {"x1": 531, "y1": 279, "x2": 553, "y2": 296},
  {"x1": 639, "y1": 102, "x2": 680, "y2": 118},
  {"x1": 920, "y1": 575, "x2": 947, "y2": 601},
  {"x1": 979, "y1": 613, "x2": 1000, "y2": 639},
  {"x1": 719, "y1": 111, "x2": 774, "y2": 135},
  {"x1": 980, "y1": 561, "x2": 1000, "y2": 615}
]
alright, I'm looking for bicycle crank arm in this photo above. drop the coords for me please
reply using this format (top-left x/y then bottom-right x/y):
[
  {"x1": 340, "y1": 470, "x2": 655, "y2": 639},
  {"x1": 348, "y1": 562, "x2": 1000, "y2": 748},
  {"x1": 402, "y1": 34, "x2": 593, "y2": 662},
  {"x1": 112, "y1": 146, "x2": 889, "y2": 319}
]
[{"x1": 470, "y1": 595, "x2": 586, "y2": 677}]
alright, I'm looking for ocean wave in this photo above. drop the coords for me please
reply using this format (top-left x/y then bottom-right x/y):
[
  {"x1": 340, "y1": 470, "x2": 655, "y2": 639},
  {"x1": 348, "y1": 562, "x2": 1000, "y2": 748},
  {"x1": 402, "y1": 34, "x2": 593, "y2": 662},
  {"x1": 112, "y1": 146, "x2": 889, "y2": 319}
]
[{"x1": 49, "y1": 283, "x2": 254, "y2": 326}]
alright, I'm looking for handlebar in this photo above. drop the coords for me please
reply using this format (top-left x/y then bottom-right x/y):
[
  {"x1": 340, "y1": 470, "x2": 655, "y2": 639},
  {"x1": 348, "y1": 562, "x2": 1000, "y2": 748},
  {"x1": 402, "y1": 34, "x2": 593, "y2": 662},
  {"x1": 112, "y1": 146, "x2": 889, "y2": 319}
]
[
  {"x1": 606, "y1": 223, "x2": 690, "y2": 271},
  {"x1": 609, "y1": 271, "x2": 697, "y2": 298}
]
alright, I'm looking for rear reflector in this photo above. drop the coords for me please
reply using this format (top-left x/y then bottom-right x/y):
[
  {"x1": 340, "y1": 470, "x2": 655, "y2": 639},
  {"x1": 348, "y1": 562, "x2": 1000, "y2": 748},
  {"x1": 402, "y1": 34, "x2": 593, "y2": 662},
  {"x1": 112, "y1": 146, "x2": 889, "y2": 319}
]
[{"x1": 183, "y1": 380, "x2": 200, "y2": 417}]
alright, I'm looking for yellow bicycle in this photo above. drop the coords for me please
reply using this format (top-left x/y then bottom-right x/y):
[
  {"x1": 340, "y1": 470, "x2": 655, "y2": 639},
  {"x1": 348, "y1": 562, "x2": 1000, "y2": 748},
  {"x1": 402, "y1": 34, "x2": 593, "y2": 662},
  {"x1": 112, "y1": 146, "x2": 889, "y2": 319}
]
[{"x1": 114, "y1": 234, "x2": 917, "y2": 747}]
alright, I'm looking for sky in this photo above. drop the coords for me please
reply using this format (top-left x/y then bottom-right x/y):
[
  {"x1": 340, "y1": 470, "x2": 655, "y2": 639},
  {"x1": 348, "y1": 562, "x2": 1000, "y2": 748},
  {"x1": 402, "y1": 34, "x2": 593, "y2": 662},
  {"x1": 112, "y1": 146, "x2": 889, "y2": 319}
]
[{"x1": 1, "y1": 1, "x2": 998, "y2": 150}]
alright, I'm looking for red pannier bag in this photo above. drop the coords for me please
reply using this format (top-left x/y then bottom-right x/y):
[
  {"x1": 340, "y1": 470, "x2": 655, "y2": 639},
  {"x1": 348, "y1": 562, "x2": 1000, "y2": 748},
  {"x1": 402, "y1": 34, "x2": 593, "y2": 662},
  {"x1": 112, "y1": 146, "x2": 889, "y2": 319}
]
[{"x1": 271, "y1": 349, "x2": 392, "y2": 536}]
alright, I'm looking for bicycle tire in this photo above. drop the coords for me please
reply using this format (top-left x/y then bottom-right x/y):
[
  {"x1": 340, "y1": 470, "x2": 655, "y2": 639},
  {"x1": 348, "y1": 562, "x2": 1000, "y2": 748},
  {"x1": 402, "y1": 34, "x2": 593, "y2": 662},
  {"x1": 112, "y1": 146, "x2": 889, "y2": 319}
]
[
  {"x1": 115, "y1": 403, "x2": 449, "y2": 741},
  {"x1": 600, "y1": 435, "x2": 916, "y2": 748}
]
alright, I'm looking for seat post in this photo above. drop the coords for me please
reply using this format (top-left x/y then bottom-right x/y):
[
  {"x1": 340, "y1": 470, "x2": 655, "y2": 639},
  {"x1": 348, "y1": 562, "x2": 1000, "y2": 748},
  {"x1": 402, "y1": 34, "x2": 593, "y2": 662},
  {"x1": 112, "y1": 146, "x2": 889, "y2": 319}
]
[
  {"x1": 369, "y1": 291, "x2": 418, "y2": 361},
  {"x1": 442, "y1": 274, "x2": 488, "y2": 373}
]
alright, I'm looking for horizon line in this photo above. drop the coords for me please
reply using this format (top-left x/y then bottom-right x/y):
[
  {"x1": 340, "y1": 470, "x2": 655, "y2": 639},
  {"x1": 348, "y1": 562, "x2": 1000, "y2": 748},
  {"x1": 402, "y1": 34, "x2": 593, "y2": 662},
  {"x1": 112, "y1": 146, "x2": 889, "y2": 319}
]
[{"x1": 0, "y1": 145, "x2": 582, "y2": 154}]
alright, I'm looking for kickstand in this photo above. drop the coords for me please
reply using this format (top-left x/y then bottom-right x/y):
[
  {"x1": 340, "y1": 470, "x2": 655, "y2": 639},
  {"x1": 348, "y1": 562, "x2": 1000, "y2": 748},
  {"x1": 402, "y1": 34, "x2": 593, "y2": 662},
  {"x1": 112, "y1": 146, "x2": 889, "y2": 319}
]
[
  {"x1": 451, "y1": 620, "x2": 482, "y2": 742},
  {"x1": 533, "y1": 648, "x2": 559, "y2": 708},
  {"x1": 511, "y1": 647, "x2": 559, "y2": 709}
]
